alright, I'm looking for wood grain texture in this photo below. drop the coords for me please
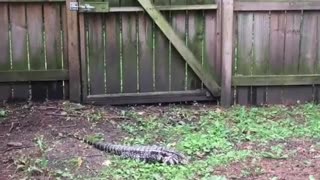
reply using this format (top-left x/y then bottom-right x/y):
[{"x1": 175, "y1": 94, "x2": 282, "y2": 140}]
[
  {"x1": 10, "y1": 4, "x2": 29, "y2": 101},
  {"x1": 87, "y1": 14, "x2": 105, "y2": 95},
  {"x1": 122, "y1": 13, "x2": 138, "y2": 93},
  {"x1": 267, "y1": 12, "x2": 286, "y2": 104},
  {"x1": 0, "y1": 3, "x2": 12, "y2": 101},
  {"x1": 282, "y1": 12, "x2": 307, "y2": 105},
  {"x1": 66, "y1": 0, "x2": 81, "y2": 102},
  {"x1": 297, "y1": 12, "x2": 318, "y2": 103},
  {"x1": 138, "y1": 13, "x2": 154, "y2": 92},
  {"x1": 252, "y1": 13, "x2": 269, "y2": 105},
  {"x1": 27, "y1": 4, "x2": 47, "y2": 101},
  {"x1": 44, "y1": 3, "x2": 63, "y2": 100},
  {"x1": 236, "y1": 12, "x2": 253, "y2": 105}
]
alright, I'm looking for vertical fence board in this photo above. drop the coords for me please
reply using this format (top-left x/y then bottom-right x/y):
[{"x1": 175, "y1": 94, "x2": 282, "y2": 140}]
[
  {"x1": 267, "y1": 12, "x2": 286, "y2": 104},
  {"x1": 171, "y1": 12, "x2": 187, "y2": 91},
  {"x1": 204, "y1": 11, "x2": 218, "y2": 84},
  {"x1": 87, "y1": 14, "x2": 105, "y2": 95},
  {"x1": 122, "y1": 13, "x2": 138, "y2": 93},
  {"x1": 105, "y1": 14, "x2": 121, "y2": 94},
  {"x1": 187, "y1": 11, "x2": 203, "y2": 90},
  {"x1": 10, "y1": 4, "x2": 29, "y2": 101},
  {"x1": 316, "y1": 13, "x2": 320, "y2": 103},
  {"x1": 0, "y1": 3, "x2": 12, "y2": 101},
  {"x1": 298, "y1": 12, "x2": 318, "y2": 103},
  {"x1": 252, "y1": 13, "x2": 269, "y2": 105},
  {"x1": 138, "y1": 13, "x2": 154, "y2": 92},
  {"x1": 61, "y1": 4, "x2": 69, "y2": 99},
  {"x1": 27, "y1": 4, "x2": 47, "y2": 101},
  {"x1": 236, "y1": 13, "x2": 253, "y2": 105},
  {"x1": 282, "y1": 12, "x2": 305, "y2": 105},
  {"x1": 44, "y1": 4, "x2": 63, "y2": 99},
  {"x1": 154, "y1": 0, "x2": 170, "y2": 92}
]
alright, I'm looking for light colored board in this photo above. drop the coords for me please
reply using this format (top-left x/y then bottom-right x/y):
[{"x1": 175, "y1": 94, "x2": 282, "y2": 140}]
[
  {"x1": 298, "y1": 12, "x2": 318, "y2": 103},
  {"x1": 10, "y1": 4, "x2": 30, "y2": 101},
  {"x1": 235, "y1": 12, "x2": 253, "y2": 105},
  {"x1": 0, "y1": 3, "x2": 12, "y2": 101},
  {"x1": 221, "y1": 0, "x2": 234, "y2": 106},
  {"x1": 252, "y1": 13, "x2": 270, "y2": 105},
  {"x1": 26, "y1": 4, "x2": 47, "y2": 101},
  {"x1": 138, "y1": 13, "x2": 154, "y2": 92},
  {"x1": 122, "y1": 13, "x2": 138, "y2": 93},
  {"x1": 267, "y1": 12, "x2": 286, "y2": 104},
  {"x1": 87, "y1": 14, "x2": 105, "y2": 95},
  {"x1": 44, "y1": 3, "x2": 63, "y2": 99}
]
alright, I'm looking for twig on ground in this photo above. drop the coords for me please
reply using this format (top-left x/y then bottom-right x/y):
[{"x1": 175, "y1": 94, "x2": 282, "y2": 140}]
[{"x1": 2, "y1": 145, "x2": 35, "y2": 153}]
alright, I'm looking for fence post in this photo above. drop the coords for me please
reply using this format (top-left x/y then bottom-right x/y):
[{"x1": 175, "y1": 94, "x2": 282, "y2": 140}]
[
  {"x1": 66, "y1": 0, "x2": 81, "y2": 102},
  {"x1": 221, "y1": 0, "x2": 234, "y2": 107}
]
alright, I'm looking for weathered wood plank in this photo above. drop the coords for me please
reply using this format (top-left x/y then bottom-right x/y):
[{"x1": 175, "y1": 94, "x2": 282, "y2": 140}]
[
  {"x1": 235, "y1": 12, "x2": 253, "y2": 105},
  {"x1": 0, "y1": 0, "x2": 64, "y2": 2},
  {"x1": 282, "y1": 12, "x2": 306, "y2": 105},
  {"x1": 0, "y1": 70, "x2": 68, "y2": 82},
  {"x1": 108, "y1": 5, "x2": 217, "y2": 12},
  {"x1": 153, "y1": 0, "x2": 170, "y2": 92},
  {"x1": 138, "y1": 0, "x2": 220, "y2": 96},
  {"x1": 138, "y1": 13, "x2": 154, "y2": 92},
  {"x1": 44, "y1": 3, "x2": 63, "y2": 100},
  {"x1": 187, "y1": 11, "x2": 203, "y2": 90},
  {"x1": 87, "y1": 14, "x2": 105, "y2": 95},
  {"x1": 0, "y1": 3, "x2": 12, "y2": 101},
  {"x1": 221, "y1": 0, "x2": 234, "y2": 106},
  {"x1": 233, "y1": 74, "x2": 320, "y2": 86},
  {"x1": 26, "y1": 4, "x2": 47, "y2": 101},
  {"x1": 235, "y1": 2, "x2": 320, "y2": 11},
  {"x1": 267, "y1": 12, "x2": 286, "y2": 104},
  {"x1": 252, "y1": 13, "x2": 270, "y2": 105},
  {"x1": 316, "y1": 12, "x2": 320, "y2": 103},
  {"x1": 105, "y1": 14, "x2": 121, "y2": 94},
  {"x1": 122, "y1": 13, "x2": 138, "y2": 93},
  {"x1": 10, "y1": 4, "x2": 30, "y2": 101},
  {"x1": 298, "y1": 12, "x2": 318, "y2": 103},
  {"x1": 171, "y1": 11, "x2": 187, "y2": 91},
  {"x1": 66, "y1": 0, "x2": 81, "y2": 102},
  {"x1": 61, "y1": 4, "x2": 69, "y2": 100},
  {"x1": 87, "y1": 90, "x2": 213, "y2": 105}
]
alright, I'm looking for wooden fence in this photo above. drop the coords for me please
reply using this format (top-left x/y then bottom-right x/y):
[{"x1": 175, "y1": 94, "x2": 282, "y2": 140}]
[{"x1": 0, "y1": 0, "x2": 319, "y2": 106}]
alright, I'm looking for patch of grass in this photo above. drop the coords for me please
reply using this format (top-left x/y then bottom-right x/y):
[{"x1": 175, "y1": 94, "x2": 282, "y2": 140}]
[{"x1": 78, "y1": 104, "x2": 320, "y2": 179}]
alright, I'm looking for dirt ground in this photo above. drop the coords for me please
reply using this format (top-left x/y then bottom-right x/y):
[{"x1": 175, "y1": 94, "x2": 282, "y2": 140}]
[{"x1": 0, "y1": 101, "x2": 320, "y2": 180}]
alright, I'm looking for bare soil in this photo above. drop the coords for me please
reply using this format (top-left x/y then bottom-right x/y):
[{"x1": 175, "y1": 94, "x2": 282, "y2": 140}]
[{"x1": 0, "y1": 101, "x2": 320, "y2": 180}]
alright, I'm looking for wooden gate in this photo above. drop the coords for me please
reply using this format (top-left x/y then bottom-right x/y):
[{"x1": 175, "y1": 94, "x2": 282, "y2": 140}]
[{"x1": 74, "y1": 0, "x2": 222, "y2": 105}]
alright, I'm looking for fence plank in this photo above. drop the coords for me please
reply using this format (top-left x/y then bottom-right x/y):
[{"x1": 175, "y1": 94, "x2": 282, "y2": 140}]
[
  {"x1": 10, "y1": 4, "x2": 30, "y2": 101},
  {"x1": 316, "y1": 13, "x2": 320, "y2": 103},
  {"x1": 66, "y1": 0, "x2": 80, "y2": 102},
  {"x1": 87, "y1": 14, "x2": 105, "y2": 95},
  {"x1": 138, "y1": 13, "x2": 154, "y2": 92},
  {"x1": 0, "y1": 3, "x2": 12, "y2": 101},
  {"x1": 187, "y1": 11, "x2": 203, "y2": 90},
  {"x1": 236, "y1": 13, "x2": 253, "y2": 105},
  {"x1": 171, "y1": 11, "x2": 187, "y2": 91},
  {"x1": 44, "y1": 3, "x2": 63, "y2": 100},
  {"x1": 267, "y1": 12, "x2": 286, "y2": 104},
  {"x1": 27, "y1": 3, "x2": 47, "y2": 101},
  {"x1": 105, "y1": 14, "x2": 121, "y2": 94},
  {"x1": 252, "y1": 13, "x2": 269, "y2": 105},
  {"x1": 122, "y1": 13, "x2": 138, "y2": 93},
  {"x1": 282, "y1": 12, "x2": 306, "y2": 105},
  {"x1": 61, "y1": 4, "x2": 69, "y2": 100},
  {"x1": 154, "y1": 0, "x2": 170, "y2": 92},
  {"x1": 298, "y1": 12, "x2": 318, "y2": 103}
]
